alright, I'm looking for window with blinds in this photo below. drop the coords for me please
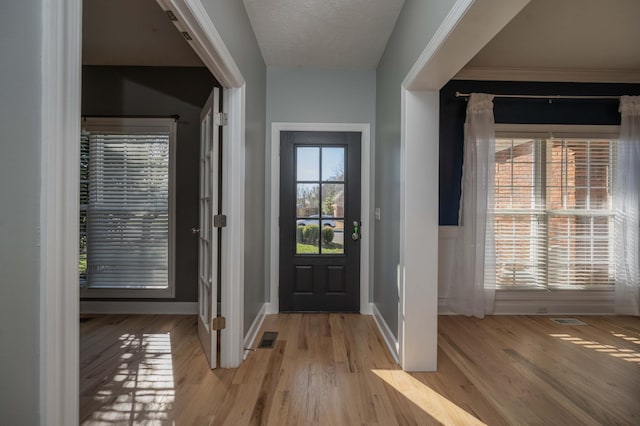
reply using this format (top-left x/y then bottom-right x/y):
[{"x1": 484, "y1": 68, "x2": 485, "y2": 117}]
[
  {"x1": 494, "y1": 133, "x2": 616, "y2": 290},
  {"x1": 80, "y1": 118, "x2": 175, "y2": 296},
  {"x1": 80, "y1": 130, "x2": 90, "y2": 285}
]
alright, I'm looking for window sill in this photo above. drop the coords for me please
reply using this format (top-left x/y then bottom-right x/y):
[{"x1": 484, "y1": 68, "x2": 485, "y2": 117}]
[
  {"x1": 80, "y1": 286, "x2": 175, "y2": 299},
  {"x1": 493, "y1": 288, "x2": 615, "y2": 315},
  {"x1": 496, "y1": 286, "x2": 614, "y2": 292}
]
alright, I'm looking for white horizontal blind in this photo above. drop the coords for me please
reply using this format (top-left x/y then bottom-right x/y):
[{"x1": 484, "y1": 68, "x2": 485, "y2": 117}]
[
  {"x1": 494, "y1": 138, "x2": 546, "y2": 287},
  {"x1": 85, "y1": 119, "x2": 174, "y2": 289},
  {"x1": 494, "y1": 136, "x2": 616, "y2": 289},
  {"x1": 546, "y1": 138, "x2": 615, "y2": 288},
  {"x1": 79, "y1": 130, "x2": 90, "y2": 285}
]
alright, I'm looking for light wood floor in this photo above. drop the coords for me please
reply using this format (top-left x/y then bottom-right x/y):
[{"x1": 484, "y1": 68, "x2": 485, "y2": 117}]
[{"x1": 80, "y1": 314, "x2": 640, "y2": 425}]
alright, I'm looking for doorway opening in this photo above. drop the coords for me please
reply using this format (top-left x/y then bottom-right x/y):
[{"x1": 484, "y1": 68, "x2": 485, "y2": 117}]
[
  {"x1": 279, "y1": 131, "x2": 362, "y2": 311},
  {"x1": 45, "y1": 0, "x2": 245, "y2": 420},
  {"x1": 269, "y1": 123, "x2": 372, "y2": 315}
]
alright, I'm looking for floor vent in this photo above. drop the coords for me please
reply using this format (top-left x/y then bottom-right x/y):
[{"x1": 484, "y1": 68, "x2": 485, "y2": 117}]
[
  {"x1": 257, "y1": 331, "x2": 278, "y2": 349},
  {"x1": 550, "y1": 318, "x2": 587, "y2": 326}
]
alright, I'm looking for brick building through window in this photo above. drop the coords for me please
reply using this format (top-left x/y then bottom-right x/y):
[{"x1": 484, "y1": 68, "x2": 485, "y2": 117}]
[{"x1": 494, "y1": 136, "x2": 615, "y2": 289}]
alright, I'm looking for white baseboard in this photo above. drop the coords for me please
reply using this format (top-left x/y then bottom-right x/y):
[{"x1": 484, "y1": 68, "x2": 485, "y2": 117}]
[
  {"x1": 264, "y1": 302, "x2": 278, "y2": 315},
  {"x1": 438, "y1": 298, "x2": 456, "y2": 314},
  {"x1": 360, "y1": 300, "x2": 373, "y2": 315},
  {"x1": 80, "y1": 301, "x2": 197, "y2": 315},
  {"x1": 243, "y1": 303, "x2": 267, "y2": 358},
  {"x1": 372, "y1": 303, "x2": 399, "y2": 364}
]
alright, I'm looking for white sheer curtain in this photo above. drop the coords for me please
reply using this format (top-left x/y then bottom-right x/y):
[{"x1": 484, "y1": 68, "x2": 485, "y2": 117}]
[
  {"x1": 615, "y1": 96, "x2": 640, "y2": 315},
  {"x1": 450, "y1": 93, "x2": 496, "y2": 318}
]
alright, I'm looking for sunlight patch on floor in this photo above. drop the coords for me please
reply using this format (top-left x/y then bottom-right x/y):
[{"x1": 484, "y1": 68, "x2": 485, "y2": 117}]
[
  {"x1": 84, "y1": 333, "x2": 176, "y2": 424},
  {"x1": 372, "y1": 369, "x2": 486, "y2": 425},
  {"x1": 611, "y1": 331, "x2": 640, "y2": 344},
  {"x1": 550, "y1": 334, "x2": 640, "y2": 363}
]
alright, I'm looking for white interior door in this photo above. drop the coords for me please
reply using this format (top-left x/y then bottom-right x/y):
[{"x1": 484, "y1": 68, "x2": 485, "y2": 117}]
[{"x1": 197, "y1": 88, "x2": 220, "y2": 369}]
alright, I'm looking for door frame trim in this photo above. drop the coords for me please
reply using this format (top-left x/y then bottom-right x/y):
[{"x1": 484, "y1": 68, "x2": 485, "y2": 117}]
[
  {"x1": 41, "y1": 1, "x2": 82, "y2": 422},
  {"x1": 158, "y1": 0, "x2": 246, "y2": 370},
  {"x1": 268, "y1": 123, "x2": 372, "y2": 314},
  {"x1": 397, "y1": 0, "x2": 530, "y2": 371}
]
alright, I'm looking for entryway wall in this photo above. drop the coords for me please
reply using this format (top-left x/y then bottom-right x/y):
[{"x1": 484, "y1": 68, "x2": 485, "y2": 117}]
[{"x1": 265, "y1": 68, "x2": 377, "y2": 307}]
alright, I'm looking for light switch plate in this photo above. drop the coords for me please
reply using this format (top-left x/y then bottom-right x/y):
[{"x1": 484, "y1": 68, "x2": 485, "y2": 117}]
[{"x1": 375, "y1": 207, "x2": 381, "y2": 221}]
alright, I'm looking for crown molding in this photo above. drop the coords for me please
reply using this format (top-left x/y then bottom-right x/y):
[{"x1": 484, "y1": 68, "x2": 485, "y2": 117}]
[
  {"x1": 454, "y1": 67, "x2": 640, "y2": 83},
  {"x1": 404, "y1": 0, "x2": 530, "y2": 90}
]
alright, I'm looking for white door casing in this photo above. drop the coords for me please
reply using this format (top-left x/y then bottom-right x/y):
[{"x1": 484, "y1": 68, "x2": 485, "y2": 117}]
[
  {"x1": 157, "y1": 0, "x2": 247, "y2": 369},
  {"x1": 269, "y1": 123, "x2": 372, "y2": 315}
]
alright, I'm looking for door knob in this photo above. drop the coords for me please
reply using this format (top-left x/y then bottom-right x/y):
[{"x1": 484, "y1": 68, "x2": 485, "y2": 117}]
[
  {"x1": 352, "y1": 221, "x2": 361, "y2": 241},
  {"x1": 191, "y1": 227, "x2": 200, "y2": 235}
]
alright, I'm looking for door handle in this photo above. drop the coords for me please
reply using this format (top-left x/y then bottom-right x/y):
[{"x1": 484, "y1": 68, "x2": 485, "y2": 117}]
[
  {"x1": 352, "y1": 221, "x2": 361, "y2": 241},
  {"x1": 191, "y1": 227, "x2": 200, "y2": 235}
]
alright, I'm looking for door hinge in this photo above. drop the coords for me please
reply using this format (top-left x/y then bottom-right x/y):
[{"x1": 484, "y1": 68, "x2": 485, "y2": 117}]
[
  {"x1": 212, "y1": 316, "x2": 226, "y2": 330},
  {"x1": 213, "y1": 214, "x2": 227, "y2": 228},
  {"x1": 165, "y1": 10, "x2": 178, "y2": 21},
  {"x1": 214, "y1": 112, "x2": 228, "y2": 126}
]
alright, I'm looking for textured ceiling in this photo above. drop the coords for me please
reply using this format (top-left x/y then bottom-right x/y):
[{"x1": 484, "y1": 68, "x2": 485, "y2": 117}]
[
  {"x1": 83, "y1": 0, "x2": 203, "y2": 67},
  {"x1": 463, "y1": 0, "x2": 640, "y2": 71},
  {"x1": 243, "y1": 0, "x2": 405, "y2": 69},
  {"x1": 83, "y1": 0, "x2": 640, "y2": 79}
]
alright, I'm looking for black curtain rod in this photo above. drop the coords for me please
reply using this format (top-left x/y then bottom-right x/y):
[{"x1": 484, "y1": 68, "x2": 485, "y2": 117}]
[{"x1": 455, "y1": 91, "x2": 620, "y2": 101}]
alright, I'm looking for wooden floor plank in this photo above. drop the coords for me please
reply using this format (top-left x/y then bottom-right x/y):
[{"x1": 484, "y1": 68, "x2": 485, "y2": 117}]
[{"x1": 80, "y1": 314, "x2": 640, "y2": 425}]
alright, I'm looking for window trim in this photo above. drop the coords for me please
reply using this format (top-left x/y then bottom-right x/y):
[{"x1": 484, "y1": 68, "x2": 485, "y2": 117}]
[
  {"x1": 80, "y1": 117, "x2": 176, "y2": 299},
  {"x1": 494, "y1": 124, "x2": 619, "y2": 294},
  {"x1": 495, "y1": 124, "x2": 620, "y2": 140}
]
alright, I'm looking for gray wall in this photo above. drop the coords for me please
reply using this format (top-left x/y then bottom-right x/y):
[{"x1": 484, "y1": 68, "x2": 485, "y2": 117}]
[
  {"x1": 81, "y1": 65, "x2": 217, "y2": 303},
  {"x1": 0, "y1": 1, "x2": 42, "y2": 424},
  {"x1": 266, "y1": 67, "x2": 377, "y2": 301},
  {"x1": 201, "y1": 0, "x2": 267, "y2": 334},
  {"x1": 374, "y1": 0, "x2": 457, "y2": 337},
  {"x1": 267, "y1": 68, "x2": 376, "y2": 124}
]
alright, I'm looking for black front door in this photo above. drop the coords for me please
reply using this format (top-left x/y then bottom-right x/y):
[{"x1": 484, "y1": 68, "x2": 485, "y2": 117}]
[{"x1": 279, "y1": 131, "x2": 361, "y2": 311}]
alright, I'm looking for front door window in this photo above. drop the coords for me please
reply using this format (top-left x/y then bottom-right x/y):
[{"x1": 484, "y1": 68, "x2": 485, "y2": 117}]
[{"x1": 295, "y1": 146, "x2": 345, "y2": 255}]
